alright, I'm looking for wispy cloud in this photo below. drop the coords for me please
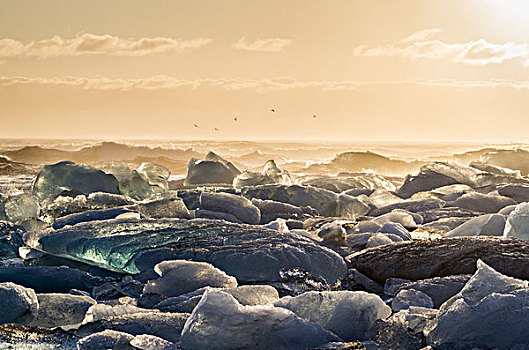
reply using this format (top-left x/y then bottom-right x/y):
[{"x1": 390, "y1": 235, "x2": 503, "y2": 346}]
[
  {"x1": 232, "y1": 37, "x2": 292, "y2": 52},
  {"x1": 0, "y1": 33, "x2": 212, "y2": 58},
  {"x1": 401, "y1": 28, "x2": 443, "y2": 43},
  {"x1": 354, "y1": 29, "x2": 529, "y2": 66},
  {"x1": 2, "y1": 75, "x2": 529, "y2": 92}
]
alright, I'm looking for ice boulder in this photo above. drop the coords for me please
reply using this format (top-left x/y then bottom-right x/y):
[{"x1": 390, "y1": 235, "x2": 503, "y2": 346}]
[
  {"x1": 373, "y1": 209, "x2": 418, "y2": 229},
  {"x1": 445, "y1": 213, "x2": 505, "y2": 237},
  {"x1": 142, "y1": 260, "x2": 237, "y2": 300},
  {"x1": 185, "y1": 151, "x2": 241, "y2": 186},
  {"x1": 3, "y1": 193, "x2": 39, "y2": 223},
  {"x1": 376, "y1": 222, "x2": 411, "y2": 241},
  {"x1": 27, "y1": 218, "x2": 347, "y2": 285},
  {"x1": 273, "y1": 291, "x2": 391, "y2": 341},
  {"x1": 0, "y1": 282, "x2": 39, "y2": 324},
  {"x1": 367, "y1": 188, "x2": 404, "y2": 208},
  {"x1": 199, "y1": 192, "x2": 260, "y2": 224},
  {"x1": 28, "y1": 293, "x2": 95, "y2": 329},
  {"x1": 32, "y1": 161, "x2": 120, "y2": 202},
  {"x1": 180, "y1": 290, "x2": 339, "y2": 350},
  {"x1": 452, "y1": 192, "x2": 516, "y2": 213},
  {"x1": 102, "y1": 162, "x2": 169, "y2": 201},
  {"x1": 234, "y1": 160, "x2": 291, "y2": 188},
  {"x1": 135, "y1": 192, "x2": 191, "y2": 219},
  {"x1": 83, "y1": 303, "x2": 156, "y2": 324},
  {"x1": 504, "y1": 202, "x2": 529, "y2": 240},
  {"x1": 425, "y1": 260, "x2": 529, "y2": 349},
  {"x1": 77, "y1": 330, "x2": 134, "y2": 350},
  {"x1": 251, "y1": 198, "x2": 307, "y2": 224},
  {"x1": 385, "y1": 275, "x2": 470, "y2": 309},
  {"x1": 391, "y1": 289, "x2": 433, "y2": 312},
  {"x1": 397, "y1": 167, "x2": 459, "y2": 199}
]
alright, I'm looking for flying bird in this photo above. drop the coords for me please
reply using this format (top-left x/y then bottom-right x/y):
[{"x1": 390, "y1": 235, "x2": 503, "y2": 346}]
[
  {"x1": 234, "y1": 116, "x2": 238, "y2": 122},
  {"x1": 193, "y1": 124, "x2": 199, "y2": 128},
  {"x1": 270, "y1": 109, "x2": 275, "y2": 113},
  {"x1": 214, "y1": 128, "x2": 220, "y2": 131},
  {"x1": 313, "y1": 115, "x2": 317, "y2": 118}
]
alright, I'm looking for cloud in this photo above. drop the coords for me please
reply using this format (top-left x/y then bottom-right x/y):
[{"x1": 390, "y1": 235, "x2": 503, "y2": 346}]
[
  {"x1": 0, "y1": 33, "x2": 212, "y2": 58},
  {"x1": 2, "y1": 75, "x2": 529, "y2": 92},
  {"x1": 232, "y1": 37, "x2": 292, "y2": 52},
  {"x1": 401, "y1": 28, "x2": 443, "y2": 43},
  {"x1": 354, "y1": 29, "x2": 529, "y2": 66}
]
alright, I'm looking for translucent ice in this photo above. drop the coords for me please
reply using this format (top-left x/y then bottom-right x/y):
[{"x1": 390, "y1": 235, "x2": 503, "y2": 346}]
[
  {"x1": 32, "y1": 161, "x2": 120, "y2": 202},
  {"x1": 180, "y1": 290, "x2": 339, "y2": 349},
  {"x1": 273, "y1": 290, "x2": 391, "y2": 341}
]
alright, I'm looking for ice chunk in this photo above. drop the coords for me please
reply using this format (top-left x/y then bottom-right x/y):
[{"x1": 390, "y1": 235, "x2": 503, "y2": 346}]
[
  {"x1": 135, "y1": 192, "x2": 191, "y2": 219},
  {"x1": 40, "y1": 192, "x2": 134, "y2": 222},
  {"x1": 233, "y1": 160, "x2": 292, "y2": 188},
  {"x1": 445, "y1": 213, "x2": 505, "y2": 237},
  {"x1": 225, "y1": 285, "x2": 279, "y2": 305},
  {"x1": 504, "y1": 202, "x2": 529, "y2": 240},
  {"x1": 497, "y1": 184, "x2": 529, "y2": 203},
  {"x1": 32, "y1": 161, "x2": 120, "y2": 202},
  {"x1": 373, "y1": 209, "x2": 418, "y2": 229},
  {"x1": 391, "y1": 289, "x2": 433, "y2": 312},
  {"x1": 452, "y1": 192, "x2": 516, "y2": 213},
  {"x1": 28, "y1": 293, "x2": 95, "y2": 329},
  {"x1": 0, "y1": 266, "x2": 103, "y2": 293},
  {"x1": 264, "y1": 218, "x2": 290, "y2": 232},
  {"x1": 83, "y1": 304, "x2": 157, "y2": 324},
  {"x1": 77, "y1": 312, "x2": 188, "y2": 343},
  {"x1": 354, "y1": 220, "x2": 382, "y2": 233},
  {"x1": 28, "y1": 218, "x2": 347, "y2": 284},
  {"x1": 336, "y1": 193, "x2": 371, "y2": 219},
  {"x1": 137, "y1": 162, "x2": 170, "y2": 191},
  {"x1": 439, "y1": 259, "x2": 528, "y2": 312},
  {"x1": 376, "y1": 222, "x2": 411, "y2": 241},
  {"x1": 0, "y1": 282, "x2": 39, "y2": 324},
  {"x1": 142, "y1": 260, "x2": 237, "y2": 300},
  {"x1": 425, "y1": 260, "x2": 529, "y2": 348},
  {"x1": 299, "y1": 173, "x2": 397, "y2": 193},
  {"x1": 102, "y1": 163, "x2": 168, "y2": 201},
  {"x1": 185, "y1": 151, "x2": 241, "y2": 186},
  {"x1": 373, "y1": 306, "x2": 437, "y2": 349},
  {"x1": 273, "y1": 290, "x2": 391, "y2": 341},
  {"x1": 181, "y1": 290, "x2": 339, "y2": 349},
  {"x1": 52, "y1": 207, "x2": 138, "y2": 229},
  {"x1": 4, "y1": 193, "x2": 39, "y2": 222},
  {"x1": 251, "y1": 198, "x2": 307, "y2": 224},
  {"x1": 366, "y1": 233, "x2": 398, "y2": 248},
  {"x1": 385, "y1": 275, "x2": 470, "y2": 309},
  {"x1": 200, "y1": 192, "x2": 260, "y2": 224},
  {"x1": 367, "y1": 188, "x2": 404, "y2": 208},
  {"x1": 77, "y1": 329, "x2": 134, "y2": 350}
]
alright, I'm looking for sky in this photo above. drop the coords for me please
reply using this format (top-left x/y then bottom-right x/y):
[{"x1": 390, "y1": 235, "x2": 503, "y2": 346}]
[{"x1": 1, "y1": 0, "x2": 529, "y2": 141}]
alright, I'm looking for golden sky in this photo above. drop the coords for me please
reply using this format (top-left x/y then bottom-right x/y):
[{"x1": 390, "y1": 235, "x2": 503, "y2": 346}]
[{"x1": 1, "y1": 0, "x2": 529, "y2": 141}]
